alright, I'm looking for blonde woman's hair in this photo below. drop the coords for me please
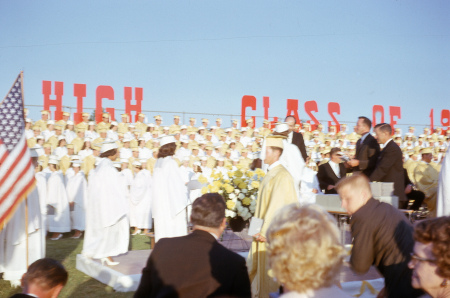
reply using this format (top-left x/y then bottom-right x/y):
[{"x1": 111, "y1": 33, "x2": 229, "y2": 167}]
[{"x1": 266, "y1": 204, "x2": 345, "y2": 293}]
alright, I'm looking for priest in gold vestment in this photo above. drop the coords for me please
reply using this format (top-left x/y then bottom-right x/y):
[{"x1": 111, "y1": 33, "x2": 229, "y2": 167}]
[
  {"x1": 247, "y1": 135, "x2": 297, "y2": 297},
  {"x1": 414, "y1": 148, "x2": 439, "y2": 217}
]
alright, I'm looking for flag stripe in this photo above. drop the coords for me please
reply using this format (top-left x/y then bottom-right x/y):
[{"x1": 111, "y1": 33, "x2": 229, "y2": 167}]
[
  {"x1": 0, "y1": 143, "x2": 27, "y2": 186},
  {"x1": 0, "y1": 158, "x2": 33, "y2": 205},
  {"x1": 0, "y1": 178, "x2": 35, "y2": 226}
]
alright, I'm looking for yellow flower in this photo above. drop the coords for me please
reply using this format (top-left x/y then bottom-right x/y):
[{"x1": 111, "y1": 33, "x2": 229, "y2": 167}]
[
  {"x1": 255, "y1": 169, "x2": 265, "y2": 177},
  {"x1": 246, "y1": 171, "x2": 255, "y2": 178},
  {"x1": 201, "y1": 187, "x2": 208, "y2": 194},
  {"x1": 234, "y1": 170, "x2": 244, "y2": 178},
  {"x1": 226, "y1": 200, "x2": 236, "y2": 210},
  {"x1": 213, "y1": 180, "x2": 222, "y2": 188},
  {"x1": 242, "y1": 197, "x2": 251, "y2": 206},
  {"x1": 233, "y1": 178, "x2": 243, "y2": 185},
  {"x1": 225, "y1": 164, "x2": 233, "y2": 170},
  {"x1": 238, "y1": 182, "x2": 247, "y2": 189},
  {"x1": 224, "y1": 179, "x2": 230, "y2": 183},
  {"x1": 236, "y1": 164, "x2": 244, "y2": 170},
  {"x1": 224, "y1": 184, "x2": 234, "y2": 194},
  {"x1": 228, "y1": 171, "x2": 235, "y2": 178},
  {"x1": 251, "y1": 181, "x2": 260, "y2": 189},
  {"x1": 198, "y1": 175, "x2": 208, "y2": 184}
]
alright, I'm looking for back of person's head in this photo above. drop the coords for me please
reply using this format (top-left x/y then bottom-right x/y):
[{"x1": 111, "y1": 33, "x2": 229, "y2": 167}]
[
  {"x1": 374, "y1": 122, "x2": 392, "y2": 135},
  {"x1": 266, "y1": 204, "x2": 345, "y2": 293},
  {"x1": 191, "y1": 193, "x2": 226, "y2": 228},
  {"x1": 22, "y1": 258, "x2": 68, "y2": 298}
]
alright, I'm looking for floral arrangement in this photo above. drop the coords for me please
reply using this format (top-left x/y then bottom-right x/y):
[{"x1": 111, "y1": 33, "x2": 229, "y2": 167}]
[{"x1": 198, "y1": 167, "x2": 265, "y2": 221}]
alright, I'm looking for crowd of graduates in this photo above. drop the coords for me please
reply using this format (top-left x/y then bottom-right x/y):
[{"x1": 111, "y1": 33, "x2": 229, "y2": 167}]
[{"x1": 26, "y1": 109, "x2": 448, "y2": 180}]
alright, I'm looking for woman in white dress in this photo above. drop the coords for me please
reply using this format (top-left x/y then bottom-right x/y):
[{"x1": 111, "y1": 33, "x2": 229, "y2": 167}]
[
  {"x1": 65, "y1": 161, "x2": 87, "y2": 239},
  {"x1": 152, "y1": 136, "x2": 189, "y2": 243},
  {"x1": 82, "y1": 142, "x2": 129, "y2": 265},
  {"x1": 47, "y1": 157, "x2": 71, "y2": 240},
  {"x1": 53, "y1": 138, "x2": 68, "y2": 160},
  {"x1": 129, "y1": 161, "x2": 153, "y2": 236},
  {"x1": 78, "y1": 139, "x2": 93, "y2": 160}
]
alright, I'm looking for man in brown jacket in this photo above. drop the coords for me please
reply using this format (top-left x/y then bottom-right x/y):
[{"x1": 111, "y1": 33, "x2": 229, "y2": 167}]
[{"x1": 337, "y1": 174, "x2": 423, "y2": 298}]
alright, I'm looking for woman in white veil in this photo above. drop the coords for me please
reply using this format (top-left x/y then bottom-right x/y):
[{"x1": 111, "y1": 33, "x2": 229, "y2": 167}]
[{"x1": 260, "y1": 123, "x2": 306, "y2": 202}]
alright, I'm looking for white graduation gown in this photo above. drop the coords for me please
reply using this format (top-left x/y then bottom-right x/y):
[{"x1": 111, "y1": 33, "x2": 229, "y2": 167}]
[
  {"x1": 152, "y1": 156, "x2": 189, "y2": 243},
  {"x1": 437, "y1": 146, "x2": 450, "y2": 216},
  {"x1": 129, "y1": 170, "x2": 153, "y2": 229},
  {"x1": 82, "y1": 158, "x2": 129, "y2": 259},
  {"x1": 299, "y1": 167, "x2": 322, "y2": 205},
  {"x1": 66, "y1": 171, "x2": 88, "y2": 231},
  {"x1": 35, "y1": 172, "x2": 48, "y2": 231},
  {"x1": 47, "y1": 171, "x2": 71, "y2": 233},
  {"x1": 0, "y1": 187, "x2": 45, "y2": 282}
]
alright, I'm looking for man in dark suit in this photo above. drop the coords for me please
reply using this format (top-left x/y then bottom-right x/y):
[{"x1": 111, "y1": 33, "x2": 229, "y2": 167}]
[
  {"x1": 285, "y1": 116, "x2": 307, "y2": 162},
  {"x1": 370, "y1": 123, "x2": 407, "y2": 208},
  {"x1": 317, "y1": 147, "x2": 346, "y2": 194},
  {"x1": 10, "y1": 258, "x2": 68, "y2": 298},
  {"x1": 346, "y1": 116, "x2": 380, "y2": 177},
  {"x1": 134, "y1": 193, "x2": 251, "y2": 298}
]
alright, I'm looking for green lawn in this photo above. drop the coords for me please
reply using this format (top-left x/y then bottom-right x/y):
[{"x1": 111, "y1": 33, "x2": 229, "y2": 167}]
[{"x1": 0, "y1": 233, "x2": 151, "y2": 298}]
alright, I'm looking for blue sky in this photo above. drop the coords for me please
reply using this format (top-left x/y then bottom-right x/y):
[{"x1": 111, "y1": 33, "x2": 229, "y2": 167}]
[{"x1": 0, "y1": 1, "x2": 448, "y2": 131}]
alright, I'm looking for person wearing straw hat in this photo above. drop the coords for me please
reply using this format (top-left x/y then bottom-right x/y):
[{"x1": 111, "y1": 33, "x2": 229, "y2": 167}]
[
  {"x1": 247, "y1": 134, "x2": 298, "y2": 298},
  {"x1": 82, "y1": 141, "x2": 129, "y2": 266},
  {"x1": 0, "y1": 148, "x2": 45, "y2": 286},
  {"x1": 47, "y1": 156, "x2": 71, "y2": 241},
  {"x1": 35, "y1": 110, "x2": 50, "y2": 132},
  {"x1": 66, "y1": 160, "x2": 87, "y2": 239},
  {"x1": 169, "y1": 115, "x2": 181, "y2": 134},
  {"x1": 152, "y1": 135, "x2": 189, "y2": 243},
  {"x1": 136, "y1": 113, "x2": 148, "y2": 134},
  {"x1": 96, "y1": 113, "x2": 111, "y2": 133},
  {"x1": 129, "y1": 161, "x2": 153, "y2": 236},
  {"x1": 118, "y1": 113, "x2": 130, "y2": 134},
  {"x1": 414, "y1": 148, "x2": 439, "y2": 217}
]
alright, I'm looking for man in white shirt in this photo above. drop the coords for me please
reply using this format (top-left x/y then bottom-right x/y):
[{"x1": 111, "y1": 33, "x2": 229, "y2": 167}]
[{"x1": 317, "y1": 147, "x2": 346, "y2": 194}]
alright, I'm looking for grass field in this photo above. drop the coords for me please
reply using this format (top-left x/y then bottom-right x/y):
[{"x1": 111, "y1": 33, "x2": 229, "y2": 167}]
[{"x1": 0, "y1": 233, "x2": 152, "y2": 298}]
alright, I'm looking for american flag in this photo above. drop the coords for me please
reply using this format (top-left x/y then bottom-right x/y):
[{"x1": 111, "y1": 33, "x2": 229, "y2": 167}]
[{"x1": 0, "y1": 72, "x2": 36, "y2": 230}]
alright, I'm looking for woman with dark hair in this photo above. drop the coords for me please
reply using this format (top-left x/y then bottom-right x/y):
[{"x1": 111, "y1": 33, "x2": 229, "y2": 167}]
[
  {"x1": 82, "y1": 142, "x2": 129, "y2": 266},
  {"x1": 409, "y1": 216, "x2": 450, "y2": 297},
  {"x1": 152, "y1": 136, "x2": 189, "y2": 242}
]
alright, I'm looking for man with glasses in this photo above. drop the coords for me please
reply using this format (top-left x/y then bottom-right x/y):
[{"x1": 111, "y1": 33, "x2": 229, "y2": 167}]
[{"x1": 336, "y1": 174, "x2": 424, "y2": 298}]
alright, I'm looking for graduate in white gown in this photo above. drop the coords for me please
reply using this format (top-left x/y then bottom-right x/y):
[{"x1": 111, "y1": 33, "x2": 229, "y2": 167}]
[
  {"x1": 437, "y1": 145, "x2": 450, "y2": 216},
  {"x1": 299, "y1": 162, "x2": 322, "y2": 205},
  {"x1": 47, "y1": 157, "x2": 71, "y2": 240},
  {"x1": 152, "y1": 136, "x2": 189, "y2": 243},
  {"x1": 129, "y1": 161, "x2": 153, "y2": 235},
  {"x1": 35, "y1": 161, "x2": 48, "y2": 232},
  {"x1": 0, "y1": 150, "x2": 45, "y2": 286},
  {"x1": 65, "y1": 160, "x2": 87, "y2": 238},
  {"x1": 82, "y1": 142, "x2": 129, "y2": 265}
]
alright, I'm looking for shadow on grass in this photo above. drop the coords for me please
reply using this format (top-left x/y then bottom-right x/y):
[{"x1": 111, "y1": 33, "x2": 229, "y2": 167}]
[{"x1": 1, "y1": 233, "x2": 151, "y2": 297}]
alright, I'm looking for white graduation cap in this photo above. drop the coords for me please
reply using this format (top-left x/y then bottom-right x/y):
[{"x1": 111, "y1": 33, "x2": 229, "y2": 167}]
[
  {"x1": 48, "y1": 156, "x2": 59, "y2": 165},
  {"x1": 159, "y1": 135, "x2": 176, "y2": 147},
  {"x1": 72, "y1": 160, "x2": 82, "y2": 167},
  {"x1": 274, "y1": 122, "x2": 289, "y2": 133},
  {"x1": 100, "y1": 140, "x2": 118, "y2": 153}
]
